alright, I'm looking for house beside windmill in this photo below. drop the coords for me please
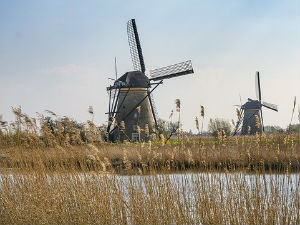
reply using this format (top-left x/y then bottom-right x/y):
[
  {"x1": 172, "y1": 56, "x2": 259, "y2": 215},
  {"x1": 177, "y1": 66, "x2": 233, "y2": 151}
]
[{"x1": 106, "y1": 19, "x2": 194, "y2": 142}]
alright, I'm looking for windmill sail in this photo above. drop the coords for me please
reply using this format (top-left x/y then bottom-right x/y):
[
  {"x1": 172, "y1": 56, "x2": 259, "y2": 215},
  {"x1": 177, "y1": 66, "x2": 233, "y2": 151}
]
[
  {"x1": 127, "y1": 19, "x2": 145, "y2": 73},
  {"x1": 262, "y1": 101, "x2": 278, "y2": 111},
  {"x1": 149, "y1": 60, "x2": 194, "y2": 81},
  {"x1": 255, "y1": 71, "x2": 262, "y2": 101}
]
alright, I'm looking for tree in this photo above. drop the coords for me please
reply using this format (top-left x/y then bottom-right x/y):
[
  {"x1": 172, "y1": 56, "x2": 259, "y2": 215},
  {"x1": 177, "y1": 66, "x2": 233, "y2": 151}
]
[
  {"x1": 157, "y1": 119, "x2": 179, "y2": 139},
  {"x1": 264, "y1": 125, "x2": 284, "y2": 134},
  {"x1": 286, "y1": 124, "x2": 300, "y2": 134},
  {"x1": 208, "y1": 118, "x2": 232, "y2": 137}
]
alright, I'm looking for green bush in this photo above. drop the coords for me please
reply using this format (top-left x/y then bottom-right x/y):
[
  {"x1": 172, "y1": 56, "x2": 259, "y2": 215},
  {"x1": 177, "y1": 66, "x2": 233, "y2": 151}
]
[
  {"x1": 264, "y1": 125, "x2": 284, "y2": 134},
  {"x1": 287, "y1": 124, "x2": 300, "y2": 134},
  {"x1": 157, "y1": 119, "x2": 179, "y2": 138},
  {"x1": 208, "y1": 118, "x2": 232, "y2": 137}
]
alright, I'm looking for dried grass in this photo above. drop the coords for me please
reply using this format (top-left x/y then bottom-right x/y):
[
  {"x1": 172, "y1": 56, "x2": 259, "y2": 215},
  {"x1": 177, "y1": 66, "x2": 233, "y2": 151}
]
[
  {"x1": 0, "y1": 172, "x2": 299, "y2": 225},
  {"x1": 0, "y1": 133, "x2": 299, "y2": 173},
  {"x1": 0, "y1": 109, "x2": 299, "y2": 224}
]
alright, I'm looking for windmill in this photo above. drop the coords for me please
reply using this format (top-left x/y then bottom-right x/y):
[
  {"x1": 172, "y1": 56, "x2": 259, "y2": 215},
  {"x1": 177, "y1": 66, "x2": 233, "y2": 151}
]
[
  {"x1": 106, "y1": 19, "x2": 194, "y2": 142},
  {"x1": 233, "y1": 71, "x2": 278, "y2": 135}
]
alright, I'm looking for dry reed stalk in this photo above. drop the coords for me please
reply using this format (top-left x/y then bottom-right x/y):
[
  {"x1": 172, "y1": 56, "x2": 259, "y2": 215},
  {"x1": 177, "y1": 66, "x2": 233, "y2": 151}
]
[
  {"x1": 0, "y1": 171, "x2": 299, "y2": 225},
  {"x1": 0, "y1": 114, "x2": 299, "y2": 175},
  {"x1": 195, "y1": 116, "x2": 200, "y2": 134},
  {"x1": 144, "y1": 124, "x2": 149, "y2": 136},
  {"x1": 236, "y1": 108, "x2": 242, "y2": 120},
  {"x1": 169, "y1": 110, "x2": 174, "y2": 120},
  {"x1": 255, "y1": 115, "x2": 261, "y2": 130},
  {"x1": 200, "y1": 105, "x2": 205, "y2": 134}
]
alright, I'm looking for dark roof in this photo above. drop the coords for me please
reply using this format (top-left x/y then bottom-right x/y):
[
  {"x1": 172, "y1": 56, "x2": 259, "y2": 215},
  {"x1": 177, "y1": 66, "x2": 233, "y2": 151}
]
[
  {"x1": 116, "y1": 71, "x2": 150, "y2": 88},
  {"x1": 242, "y1": 99, "x2": 261, "y2": 110}
]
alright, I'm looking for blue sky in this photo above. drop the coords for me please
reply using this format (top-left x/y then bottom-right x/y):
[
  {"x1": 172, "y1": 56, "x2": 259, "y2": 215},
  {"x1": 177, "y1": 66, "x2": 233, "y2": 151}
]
[{"x1": 0, "y1": 0, "x2": 299, "y2": 131}]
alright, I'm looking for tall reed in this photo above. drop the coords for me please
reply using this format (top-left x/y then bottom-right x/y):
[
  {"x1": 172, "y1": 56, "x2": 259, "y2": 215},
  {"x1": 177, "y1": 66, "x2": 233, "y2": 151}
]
[
  {"x1": 0, "y1": 133, "x2": 299, "y2": 173},
  {"x1": 0, "y1": 172, "x2": 298, "y2": 225}
]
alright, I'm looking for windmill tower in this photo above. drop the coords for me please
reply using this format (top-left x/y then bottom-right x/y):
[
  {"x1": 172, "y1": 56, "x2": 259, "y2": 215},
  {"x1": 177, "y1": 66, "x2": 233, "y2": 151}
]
[
  {"x1": 233, "y1": 71, "x2": 278, "y2": 135},
  {"x1": 106, "y1": 19, "x2": 194, "y2": 142}
]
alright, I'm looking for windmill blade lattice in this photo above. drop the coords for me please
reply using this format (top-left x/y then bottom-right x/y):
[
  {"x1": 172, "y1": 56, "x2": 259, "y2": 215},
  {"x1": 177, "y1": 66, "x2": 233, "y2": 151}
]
[
  {"x1": 149, "y1": 60, "x2": 193, "y2": 81},
  {"x1": 127, "y1": 19, "x2": 145, "y2": 73}
]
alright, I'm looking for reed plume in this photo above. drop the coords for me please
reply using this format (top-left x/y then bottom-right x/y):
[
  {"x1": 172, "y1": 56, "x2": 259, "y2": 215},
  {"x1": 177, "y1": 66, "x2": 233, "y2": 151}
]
[
  {"x1": 236, "y1": 108, "x2": 242, "y2": 120},
  {"x1": 175, "y1": 99, "x2": 181, "y2": 112},
  {"x1": 200, "y1": 105, "x2": 205, "y2": 118},
  {"x1": 200, "y1": 105, "x2": 205, "y2": 134},
  {"x1": 195, "y1": 116, "x2": 200, "y2": 134},
  {"x1": 88, "y1": 106, "x2": 94, "y2": 122}
]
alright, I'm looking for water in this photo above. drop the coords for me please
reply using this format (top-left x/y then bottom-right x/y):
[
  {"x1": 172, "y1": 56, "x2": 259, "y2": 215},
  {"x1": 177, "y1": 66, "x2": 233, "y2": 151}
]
[
  {"x1": 0, "y1": 172, "x2": 299, "y2": 224},
  {"x1": 1, "y1": 172, "x2": 299, "y2": 194}
]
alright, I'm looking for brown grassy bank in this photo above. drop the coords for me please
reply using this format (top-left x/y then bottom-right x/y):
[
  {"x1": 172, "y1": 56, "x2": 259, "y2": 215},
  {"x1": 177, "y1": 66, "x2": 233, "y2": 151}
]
[
  {"x1": 0, "y1": 112, "x2": 299, "y2": 224},
  {"x1": 0, "y1": 109, "x2": 299, "y2": 173},
  {"x1": 0, "y1": 133, "x2": 299, "y2": 173}
]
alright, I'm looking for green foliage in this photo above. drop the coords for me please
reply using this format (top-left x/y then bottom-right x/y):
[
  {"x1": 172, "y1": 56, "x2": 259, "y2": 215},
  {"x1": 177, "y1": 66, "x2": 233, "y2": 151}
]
[
  {"x1": 287, "y1": 124, "x2": 300, "y2": 134},
  {"x1": 208, "y1": 118, "x2": 232, "y2": 137},
  {"x1": 264, "y1": 125, "x2": 284, "y2": 134},
  {"x1": 157, "y1": 119, "x2": 178, "y2": 138}
]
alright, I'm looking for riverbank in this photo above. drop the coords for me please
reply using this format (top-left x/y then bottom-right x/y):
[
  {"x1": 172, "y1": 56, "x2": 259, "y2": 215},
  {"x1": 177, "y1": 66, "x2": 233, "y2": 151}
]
[{"x1": 0, "y1": 134, "x2": 299, "y2": 173}]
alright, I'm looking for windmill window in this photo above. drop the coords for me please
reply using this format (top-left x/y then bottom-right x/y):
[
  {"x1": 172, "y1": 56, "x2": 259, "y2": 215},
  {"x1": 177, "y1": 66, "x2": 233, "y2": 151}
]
[
  {"x1": 132, "y1": 133, "x2": 140, "y2": 142},
  {"x1": 134, "y1": 112, "x2": 137, "y2": 119}
]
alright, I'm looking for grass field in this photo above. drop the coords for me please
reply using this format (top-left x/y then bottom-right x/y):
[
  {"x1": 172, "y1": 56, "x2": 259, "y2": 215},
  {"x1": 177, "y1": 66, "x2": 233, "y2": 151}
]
[
  {"x1": 0, "y1": 133, "x2": 299, "y2": 173},
  {"x1": 0, "y1": 112, "x2": 299, "y2": 224}
]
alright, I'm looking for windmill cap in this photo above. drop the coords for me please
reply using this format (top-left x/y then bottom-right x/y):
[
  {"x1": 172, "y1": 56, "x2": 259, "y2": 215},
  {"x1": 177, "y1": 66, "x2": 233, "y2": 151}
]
[
  {"x1": 242, "y1": 99, "x2": 261, "y2": 110},
  {"x1": 116, "y1": 71, "x2": 150, "y2": 88}
]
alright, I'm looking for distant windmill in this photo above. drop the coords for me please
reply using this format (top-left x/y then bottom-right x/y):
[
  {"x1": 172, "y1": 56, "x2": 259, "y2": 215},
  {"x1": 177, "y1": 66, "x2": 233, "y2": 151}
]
[
  {"x1": 106, "y1": 19, "x2": 194, "y2": 142},
  {"x1": 233, "y1": 71, "x2": 278, "y2": 135}
]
